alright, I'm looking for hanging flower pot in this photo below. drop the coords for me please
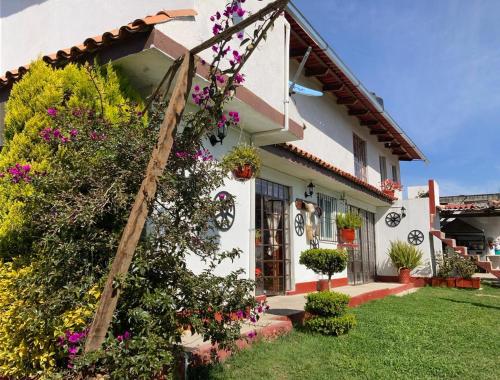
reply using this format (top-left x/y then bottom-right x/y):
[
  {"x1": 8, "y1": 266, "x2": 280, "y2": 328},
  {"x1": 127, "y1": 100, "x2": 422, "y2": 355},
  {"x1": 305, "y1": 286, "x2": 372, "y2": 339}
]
[
  {"x1": 221, "y1": 144, "x2": 261, "y2": 181},
  {"x1": 340, "y1": 228, "x2": 356, "y2": 243},
  {"x1": 232, "y1": 164, "x2": 253, "y2": 180},
  {"x1": 381, "y1": 179, "x2": 402, "y2": 198},
  {"x1": 399, "y1": 268, "x2": 411, "y2": 284}
]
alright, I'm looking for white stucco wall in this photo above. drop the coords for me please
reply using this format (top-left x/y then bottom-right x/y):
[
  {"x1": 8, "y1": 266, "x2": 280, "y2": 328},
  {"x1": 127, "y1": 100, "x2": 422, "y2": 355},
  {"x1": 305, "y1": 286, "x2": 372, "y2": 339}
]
[
  {"x1": 289, "y1": 60, "x2": 400, "y2": 190},
  {"x1": 376, "y1": 198, "x2": 436, "y2": 277},
  {"x1": 0, "y1": 0, "x2": 194, "y2": 72}
]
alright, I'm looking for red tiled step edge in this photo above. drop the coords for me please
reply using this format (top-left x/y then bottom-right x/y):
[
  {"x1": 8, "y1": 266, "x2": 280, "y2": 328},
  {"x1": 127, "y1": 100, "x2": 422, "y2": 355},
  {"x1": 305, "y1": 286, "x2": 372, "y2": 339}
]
[{"x1": 188, "y1": 319, "x2": 292, "y2": 367}]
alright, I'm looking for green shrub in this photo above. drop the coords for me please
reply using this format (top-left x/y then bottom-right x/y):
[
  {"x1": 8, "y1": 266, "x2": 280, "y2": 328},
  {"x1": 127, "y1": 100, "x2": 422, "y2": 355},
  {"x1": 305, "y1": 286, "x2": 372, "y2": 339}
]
[
  {"x1": 221, "y1": 144, "x2": 261, "y2": 176},
  {"x1": 305, "y1": 291, "x2": 350, "y2": 317},
  {"x1": 299, "y1": 248, "x2": 348, "y2": 290},
  {"x1": 304, "y1": 314, "x2": 357, "y2": 336},
  {"x1": 336, "y1": 212, "x2": 362, "y2": 229},
  {"x1": 388, "y1": 240, "x2": 423, "y2": 271},
  {"x1": 438, "y1": 248, "x2": 476, "y2": 279}
]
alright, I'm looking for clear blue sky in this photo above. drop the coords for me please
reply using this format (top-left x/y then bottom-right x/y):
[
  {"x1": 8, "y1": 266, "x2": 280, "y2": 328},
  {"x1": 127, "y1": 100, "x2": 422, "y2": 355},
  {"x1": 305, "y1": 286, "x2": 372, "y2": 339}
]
[{"x1": 293, "y1": 0, "x2": 500, "y2": 196}]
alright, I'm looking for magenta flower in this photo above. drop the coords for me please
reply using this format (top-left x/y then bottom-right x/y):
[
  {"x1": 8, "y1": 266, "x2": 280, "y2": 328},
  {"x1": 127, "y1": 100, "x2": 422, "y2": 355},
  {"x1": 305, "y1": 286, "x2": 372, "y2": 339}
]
[
  {"x1": 216, "y1": 75, "x2": 225, "y2": 84},
  {"x1": 249, "y1": 315, "x2": 257, "y2": 323},
  {"x1": 69, "y1": 129, "x2": 78, "y2": 138},
  {"x1": 52, "y1": 129, "x2": 62, "y2": 138},
  {"x1": 123, "y1": 331, "x2": 131, "y2": 340},
  {"x1": 194, "y1": 85, "x2": 200, "y2": 92},
  {"x1": 218, "y1": 193, "x2": 226, "y2": 200},
  {"x1": 237, "y1": 32, "x2": 244, "y2": 40},
  {"x1": 236, "y1": 7, "x2": 245, "y2": 17},
  {"x1": 247, "y1": 330, "x2": 257, "y2": 339},
  {"x1": 212, "y1": 23, "x2": 223, "y2": 35},
  {"x1": 232, "y1": 50, "x2": 242, "y2": 63},
  {"x1": 47, "y1": 108, "x2": 57, "y2": 117},
  {"x1": 40, "y1": 128, "x2": 53, "y2": 141},
  {"x1": 68, "y1": 346, "x2": 79, "y2": 355},
  {"x1": 236, "y1": 310, "x2": 245, "y2": 319},
  {"x1": 234, "y1": 73, "x2": 245, "y2": 84}
]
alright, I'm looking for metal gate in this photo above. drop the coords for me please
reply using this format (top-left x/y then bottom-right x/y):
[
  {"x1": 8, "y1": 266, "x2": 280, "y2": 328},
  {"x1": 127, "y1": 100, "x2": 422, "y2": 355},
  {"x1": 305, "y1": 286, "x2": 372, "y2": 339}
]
[
  {"x1": 255, "y1": 179, "x2": 291, "y2": 296},
  {"x1": 347, "y1": 206, "x2": 376, "y2": 285}
]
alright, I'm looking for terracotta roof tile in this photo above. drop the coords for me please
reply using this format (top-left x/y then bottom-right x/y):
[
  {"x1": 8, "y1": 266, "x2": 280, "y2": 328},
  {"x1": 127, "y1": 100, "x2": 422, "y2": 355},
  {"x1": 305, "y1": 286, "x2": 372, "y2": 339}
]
[
  {"x1": 278, "y1": 143, "x2": 396, "y2": 202},
  {"x1": 0, "y1": 9, "x2": 197, "y2": 89}
]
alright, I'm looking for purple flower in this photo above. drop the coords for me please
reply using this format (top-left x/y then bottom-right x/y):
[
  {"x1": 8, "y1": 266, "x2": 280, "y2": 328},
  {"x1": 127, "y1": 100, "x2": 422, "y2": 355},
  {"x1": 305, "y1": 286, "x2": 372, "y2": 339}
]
[
  {"x1": 69, "y1": 129, "x2": 78, "y2": 138},
  {"x1": 234, "y1": 73, "x2": 245, "y2": 84},
  {"x1": 232, "y1": 50, "x2": 242, "y2": 63},
  {"x1": 47, "y1": 108, "x2": 57, "y2": 117},
  {"x1": 212, "y1": 45, "x2": 219, "y2": 53},
  {"x1": 52, "y1": 129, "x2": 62, "y2": 138},
  {"x1": 250, "y1": 315, "x2": 257, "y2": 323},
  {"x1": 212, "y1": 23, "x2": 223, "y2": 35},
  {"x1": 257, "y1": 305, "x2": 263, "y2": 313},
  {"x1": 218, "y1": 193, "x2": 226, "y2": 200},
  {"x1": 68, "y1": 346, "x2": 79, "y2": 355},
  {"x1": 216, "y1": 75, "x2": 225, "y2": 84},
  {"x1": 194, "y1": 85, "x2": 200, "y2": 92},
  {"x1": 201, "y1": 59, "x2": 207, "y2": 65},
  {"x1": 237, "y1": 32, "x2": 244, "y2": 40},
  {"x1": 236, "y1": 7, "x2": 245, "y2": 17},
  {"x1": 123, "y1": 331, "x2": 131, "y2": 340},
  {"x1": 236, "y1": 310, "x2": 245, "y2": 319},
  {"x1": 247, "y1": 330, "x2": 257, "y2": 339},
  {"x1": 68, "y1": 332, "x2": 81, "y2": 344},
  {"x1": 117, "y1": 335, "x2": 124, "y2": 342}
]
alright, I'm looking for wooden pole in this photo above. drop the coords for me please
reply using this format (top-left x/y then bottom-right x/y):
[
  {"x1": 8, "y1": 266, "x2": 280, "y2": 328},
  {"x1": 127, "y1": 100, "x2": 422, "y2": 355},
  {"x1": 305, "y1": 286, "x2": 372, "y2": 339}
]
[
  {"x1": 85, "y1": 0, "x2": 290, "y2": 352},
  {"x1": 84, "y1": 52, "x2": 195, "y2": 352}
]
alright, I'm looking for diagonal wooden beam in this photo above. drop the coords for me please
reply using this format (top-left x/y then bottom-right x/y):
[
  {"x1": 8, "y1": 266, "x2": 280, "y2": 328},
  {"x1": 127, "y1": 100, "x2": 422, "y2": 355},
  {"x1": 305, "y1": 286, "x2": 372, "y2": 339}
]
[
  {"x1": 370, "y1": 129, "x2": 386, "y2": 135},
  {"x1": 323, "y1": 83, "x2": 344, "y2": 92},
  {"x1": 378, "y1": 135, "x2": 394, "y2": 143},
  {"x1": 348, "y1": 109, "x2": 369, "y2": 116},
  {"x1": 305, "y1": 66, "x2": 329, "y2": 77},
  {"x1": 361, "y1": 119, "x2": 380, "y2": 127},
  {"x1": 85, "y1": 52, "x2": 196, "y2": 353},
  {"x1": 337, "y1": 96, "x2": 358, "y2": 105},
  {"x1": 290, "y1": 47, "x2": 310, "y2": 58}
]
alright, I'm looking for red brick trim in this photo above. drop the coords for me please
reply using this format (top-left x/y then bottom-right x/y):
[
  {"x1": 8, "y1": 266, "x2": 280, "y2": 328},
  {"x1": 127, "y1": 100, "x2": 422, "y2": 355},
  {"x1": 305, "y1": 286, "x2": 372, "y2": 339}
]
[
  {"x1": 348, "y1": 283, "x2": 415, "y2": 307},
  {"x1": 286, "y1": 278, "x2": 348, "y2": 295},
  {"x1": 376, "y1": 275, "x2": 431, "y2": 287}
]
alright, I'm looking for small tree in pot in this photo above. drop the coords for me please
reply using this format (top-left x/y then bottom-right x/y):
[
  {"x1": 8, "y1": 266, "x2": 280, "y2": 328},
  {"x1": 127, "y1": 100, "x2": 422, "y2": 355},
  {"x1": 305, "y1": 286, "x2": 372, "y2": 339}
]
[
  {"x1": 336, "y1": 212, "x2": 362, "y2": 243},
  {"x1": 299, "y1": 248, "x2": 348, "y2": 291},
  {"x1": 388, "y1": 240, "x2": 423, "y2": 284},
  {"x1": 221, "y1": 144, "x2": 261, "y2": 180}
]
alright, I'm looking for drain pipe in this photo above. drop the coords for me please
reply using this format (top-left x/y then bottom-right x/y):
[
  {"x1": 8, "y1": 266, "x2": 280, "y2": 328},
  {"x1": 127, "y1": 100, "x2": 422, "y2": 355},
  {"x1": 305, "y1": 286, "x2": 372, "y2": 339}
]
[{"x1": 251, "y1": 22, "x2": 291, "y2": 143}]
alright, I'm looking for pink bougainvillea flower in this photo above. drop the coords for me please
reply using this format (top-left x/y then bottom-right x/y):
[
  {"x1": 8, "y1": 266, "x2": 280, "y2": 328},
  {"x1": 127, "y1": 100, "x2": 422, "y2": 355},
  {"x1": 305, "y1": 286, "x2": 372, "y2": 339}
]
[
  {"x1": 194, "y1": 85, "x2": 200, "y2": 92},
  {"x1": 47, "y1": 108, "x2": 57, "y2": 117},
  {"x1": 52, "y1": 129, "x2": 62, "y2": 138},
  {"x1": 216, "y1": 75, "x2": 225, "y2": 84},
  {"x1": 234, "y1": 73, "x2": 245, "y2": 84},
  {"x1": 236, "y1": 310, "x2": 245, "y2": 319},
  {"x1": 237, "y1": 31, "x2": 244, "y2": 40},
  {"x1": 69, "y1": 129, "x2": 78, "y2": 138},
  {"x1": 123, "y1": 331, "x2": 131, "y2": 340},
  {"x1": 218, "y1": 193, "x2": 226, "y2": 200},
  {"x1": 40, "y1": 128, "x2": 53, "y2": 141},
  {"x1": 236, "y1": 7, "x2": 245, "y2": 17},
  {"x1": 212, "y1": 23, "x2": 223, "y2": 35},
  {"x1": 247, "y1": 330, "x2": 257, "y2": 339},
  {"x1": 68, "y1": 346, "x2": 79, "y2": 355}
]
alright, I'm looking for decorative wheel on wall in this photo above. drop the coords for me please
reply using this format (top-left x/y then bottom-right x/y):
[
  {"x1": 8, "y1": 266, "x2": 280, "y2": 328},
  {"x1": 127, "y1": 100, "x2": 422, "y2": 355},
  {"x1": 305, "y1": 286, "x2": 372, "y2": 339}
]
[
  {"x1": 294, "y1": 214, "x2": 305, "y2": 236},
  {"x1": 310, "y1": 235, "x2": 319, "y2": 249},
  {"x1": 213, "y1": 191, "x2": 235, "y2": 231},
  {"x1": 385, "y1": 212, "x2": 401, "y2": 227},
  {"x1": 408, "y1": 230, "x2": 424, "y2": 245}
]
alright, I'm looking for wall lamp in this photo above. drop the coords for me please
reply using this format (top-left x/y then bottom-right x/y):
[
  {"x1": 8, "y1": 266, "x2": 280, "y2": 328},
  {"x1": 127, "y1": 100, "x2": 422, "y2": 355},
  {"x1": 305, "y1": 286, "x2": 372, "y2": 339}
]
[
  {"x1": 209, "y1": 123, "x2": 228, "y2": 146},
  {"x1": 305, "y1": 182, "x2": 315, "y2": 198}
]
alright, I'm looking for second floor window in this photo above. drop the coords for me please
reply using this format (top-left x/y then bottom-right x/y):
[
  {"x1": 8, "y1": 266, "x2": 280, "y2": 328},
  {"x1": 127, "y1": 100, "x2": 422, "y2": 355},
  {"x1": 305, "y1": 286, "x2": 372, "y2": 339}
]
[
  {"x1": 392, "y1": 165, "x2": 399, "y2": 183},
  {"x1": 318, "y1": 193, "x2": 337, "y2": 241},
  {"x1": 353, "y1": 134, "x2": 367, "y2": 181},
  {"x1": 379, "y1": 156, "x2": 387, "y2": 182}
]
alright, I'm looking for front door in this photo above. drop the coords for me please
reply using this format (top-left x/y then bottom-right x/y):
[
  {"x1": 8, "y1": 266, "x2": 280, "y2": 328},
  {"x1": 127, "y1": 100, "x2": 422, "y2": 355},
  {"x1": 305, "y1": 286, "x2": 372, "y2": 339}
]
[
  {"x1": 347, "y1": 207, "x2": 376, "y2": 285},
  {"x1": 255, "y1": 179, "x2": 291, "y2": 296}
]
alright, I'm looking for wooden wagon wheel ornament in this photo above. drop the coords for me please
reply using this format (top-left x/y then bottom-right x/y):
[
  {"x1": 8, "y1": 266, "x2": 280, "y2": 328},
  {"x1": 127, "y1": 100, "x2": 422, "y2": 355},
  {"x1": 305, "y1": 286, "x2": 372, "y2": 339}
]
[
  {"x1": 408, "y1": 230, "x2": 424, "y2": 245},
  {"x1": 385, "y1": 212, "x2": 401, "y2": 227},
  {"x1": 214, "y1": 191, "x2": 235, "y2": 231},
  {"x1": 295, "y1": 214, "x2": 305, "y2": 236}
]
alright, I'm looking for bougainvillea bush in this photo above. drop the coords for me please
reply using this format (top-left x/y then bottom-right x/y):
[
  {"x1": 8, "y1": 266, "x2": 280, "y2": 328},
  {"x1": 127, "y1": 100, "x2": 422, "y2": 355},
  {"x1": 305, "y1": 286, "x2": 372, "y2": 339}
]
[{"x1": 0, "y1": 0, "x2": 281, "y2": 378}]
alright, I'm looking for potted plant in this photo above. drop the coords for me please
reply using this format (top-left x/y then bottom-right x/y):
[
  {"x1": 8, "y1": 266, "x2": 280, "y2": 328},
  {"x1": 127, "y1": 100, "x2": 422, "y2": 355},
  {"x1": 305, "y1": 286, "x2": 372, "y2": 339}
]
[
  {"x1": 255, "y1": 229, "x2": 262, "y2": 245},
  {"x1": 336, "y1": 212, "x2": 362, "y2": 243},
  {"x1": 299, "y1": 248, "x2": 348, "y2": 291},
  {"x1": 433, "y1": 255, "x2": 453, "y2": 287},
  {"x1": 381, "y1": 179, "x2": 403, "y2": 198},
  {"x1": 221, "y1": 144, "x2": 261, "y2": 180},
  {"x1": 454, "y1": 256, "x2": 479, "y2": 289},
  {"x1": 387, "y1": 240, "x2": 423, "y2": 284}
]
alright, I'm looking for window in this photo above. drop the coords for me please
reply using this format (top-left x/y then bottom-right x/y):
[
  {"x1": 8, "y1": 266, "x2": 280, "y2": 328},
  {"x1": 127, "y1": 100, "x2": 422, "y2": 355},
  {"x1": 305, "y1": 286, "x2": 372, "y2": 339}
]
[
  {"x1": 379, "y1": 156, "x2": 387, "y2": 182},
  {"x1": 318, "y1": 193, "x2": 337, "y2": 241},
  {"x1": 353, "y1": 134, "x2": 367, "y2": 181},
  {"x1": 391, "y1": 165, "x2": 399, "y2": 183}
]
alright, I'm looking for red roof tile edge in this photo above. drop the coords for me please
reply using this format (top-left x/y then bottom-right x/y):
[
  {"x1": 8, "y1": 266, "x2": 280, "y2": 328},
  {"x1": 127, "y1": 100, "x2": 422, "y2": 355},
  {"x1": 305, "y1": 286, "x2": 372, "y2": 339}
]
[
  {"x1": 279, "y1": 143, "x2": 396, "y2": 202},
  {"x1": 0, "y1": 9, "x2": 197, "y2": 89}
]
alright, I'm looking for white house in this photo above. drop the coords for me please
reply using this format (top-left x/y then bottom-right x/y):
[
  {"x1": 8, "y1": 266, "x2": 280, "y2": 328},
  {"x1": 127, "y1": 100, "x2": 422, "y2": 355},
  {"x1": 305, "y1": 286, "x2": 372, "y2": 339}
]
[{"x1": 1, "y1": 0, "x2": 450, "y2": 296}]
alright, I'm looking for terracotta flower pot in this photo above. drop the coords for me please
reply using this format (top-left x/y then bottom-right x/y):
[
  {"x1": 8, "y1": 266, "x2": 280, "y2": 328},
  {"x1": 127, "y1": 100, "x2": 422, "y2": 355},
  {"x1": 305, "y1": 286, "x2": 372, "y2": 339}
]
[
  {"x1": 317, "y1": 279, "x2": 330, "y2": 291},
  {"x1": 399, "y1": 268, "x2": 411, "y2": 284},
  {"x1": 446, "y1": 277, "x2": 457, "y2": 287},
  {"x1": 340, "y1": 228, "x2": 356, "y2": 243},
  {"x1": 456, "y1": 278, "x2": 480, "y2": 289},
  {"x1": 232, "y1": 164, "x2": 253, "y2": 180}
]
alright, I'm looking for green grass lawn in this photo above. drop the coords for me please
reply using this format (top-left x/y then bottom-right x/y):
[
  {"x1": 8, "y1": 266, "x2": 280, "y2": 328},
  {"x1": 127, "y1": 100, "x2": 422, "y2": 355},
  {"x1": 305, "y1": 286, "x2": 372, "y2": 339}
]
[{"x1": 192, "y1": 285, "x2": 500, "y2": 380}]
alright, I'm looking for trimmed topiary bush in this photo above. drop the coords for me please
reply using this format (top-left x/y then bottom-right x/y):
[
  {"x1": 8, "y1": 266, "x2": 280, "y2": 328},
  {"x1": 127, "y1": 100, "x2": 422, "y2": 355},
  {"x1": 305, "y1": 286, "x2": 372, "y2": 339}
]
[
  {"x1": 299, "y1": 248, "x2": 348, "y2": 290},
  {"x1": 304, "y1": 314, "x2": 357, "y2": 336},
  {"x1": 305, "y1": 291, "x2": 350, "y2": 317}
]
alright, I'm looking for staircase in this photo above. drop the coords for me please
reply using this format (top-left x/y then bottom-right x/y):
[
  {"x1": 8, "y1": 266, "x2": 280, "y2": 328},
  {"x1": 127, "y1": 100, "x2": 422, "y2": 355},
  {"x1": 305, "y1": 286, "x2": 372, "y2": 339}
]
[{"x1": 430, "y1": 229, "x2": 500, "y2": 278}]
